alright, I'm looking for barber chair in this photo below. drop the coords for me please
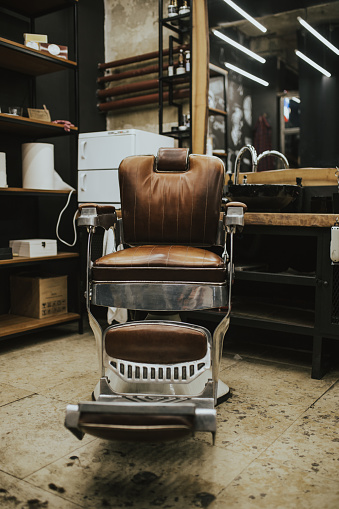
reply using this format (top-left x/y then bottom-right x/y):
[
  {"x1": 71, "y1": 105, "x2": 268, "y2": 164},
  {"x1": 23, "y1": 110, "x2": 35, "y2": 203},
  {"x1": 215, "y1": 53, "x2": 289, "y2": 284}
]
[{"x1": 65, "y1": 148, "x2": 246, "y2": 443}]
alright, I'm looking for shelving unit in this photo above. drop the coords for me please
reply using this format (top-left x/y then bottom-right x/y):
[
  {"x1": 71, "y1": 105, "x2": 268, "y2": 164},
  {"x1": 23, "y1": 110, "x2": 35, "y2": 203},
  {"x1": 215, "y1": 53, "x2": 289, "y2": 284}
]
[
  {"x1": 0, "y1": 0, "x2": 81, "y2": 340},
  {"x1": 158, "y1": 1, "x2": 192, "y2": 149},
  {"x1": 189, "y1": 213, "x2": 339, "y2": 379}
]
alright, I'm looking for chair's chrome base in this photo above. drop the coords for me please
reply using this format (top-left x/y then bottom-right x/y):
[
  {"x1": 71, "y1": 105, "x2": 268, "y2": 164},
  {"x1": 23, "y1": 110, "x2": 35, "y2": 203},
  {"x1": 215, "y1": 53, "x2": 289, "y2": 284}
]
[
  {"x1": 65, "y1": 311, "x2": 231, "y2": 443},
  {"x1": 92, "y1": 282, "x2": 227, "y2": 312},
  {"x1": 92, "y1": 369, "x2": 230, "y2": 404}
]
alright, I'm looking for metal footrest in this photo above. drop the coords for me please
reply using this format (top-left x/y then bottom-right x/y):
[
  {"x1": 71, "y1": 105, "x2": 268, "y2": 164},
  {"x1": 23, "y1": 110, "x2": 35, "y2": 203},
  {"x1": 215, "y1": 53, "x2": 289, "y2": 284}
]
[{"x1": 65, "y1": 400, "x2": 216, "y2": 443}]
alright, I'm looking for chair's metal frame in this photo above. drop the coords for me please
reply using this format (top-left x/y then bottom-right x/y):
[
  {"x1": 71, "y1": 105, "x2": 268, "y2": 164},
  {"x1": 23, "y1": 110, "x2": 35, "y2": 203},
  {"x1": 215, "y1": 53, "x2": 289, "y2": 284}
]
[{"x1": 65, "y1": 203, "x2": 245, "y2": 443}]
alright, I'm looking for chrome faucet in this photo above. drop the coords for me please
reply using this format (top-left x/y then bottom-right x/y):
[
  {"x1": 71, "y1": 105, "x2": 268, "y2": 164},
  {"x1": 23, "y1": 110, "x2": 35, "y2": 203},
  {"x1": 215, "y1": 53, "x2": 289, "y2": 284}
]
[
  {"x1": 233, "y1": 145, "x2": 258, "y2": 185},
  {"x1": 257, "y1": 150, "x2": 289, "y2": 169}
]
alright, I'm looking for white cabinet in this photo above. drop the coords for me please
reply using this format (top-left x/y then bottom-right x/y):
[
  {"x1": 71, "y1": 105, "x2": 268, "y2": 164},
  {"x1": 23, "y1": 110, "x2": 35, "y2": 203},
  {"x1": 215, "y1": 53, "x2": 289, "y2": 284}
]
[{"x1": 78, "y1": 129, "x2": 174, "y2": 206}]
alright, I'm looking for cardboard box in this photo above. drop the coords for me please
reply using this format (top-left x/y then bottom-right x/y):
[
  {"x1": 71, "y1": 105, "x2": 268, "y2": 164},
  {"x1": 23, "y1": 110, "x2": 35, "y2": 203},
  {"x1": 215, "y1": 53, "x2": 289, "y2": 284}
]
[
  {"x1": 9, "y1": 239, "x2": 57, "y2": 258},
  {"x1": 24, "y1": 33, "x2": 48, "y2": 43},
  {"x1": 10, "y1": 275, "x2": 67, "y2": 319}
]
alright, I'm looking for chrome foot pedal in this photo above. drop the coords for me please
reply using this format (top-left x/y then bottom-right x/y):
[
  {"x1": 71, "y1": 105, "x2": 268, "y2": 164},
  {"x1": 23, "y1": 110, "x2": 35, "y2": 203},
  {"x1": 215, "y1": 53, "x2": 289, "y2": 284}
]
[{"x1": 65, "y1": 401, "x2": 216, "y2": 443}]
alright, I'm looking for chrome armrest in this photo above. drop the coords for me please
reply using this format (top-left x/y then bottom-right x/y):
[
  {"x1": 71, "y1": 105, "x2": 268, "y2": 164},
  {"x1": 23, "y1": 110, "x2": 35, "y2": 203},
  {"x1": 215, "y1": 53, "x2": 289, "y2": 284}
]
[
  {"x1": 77, "y1": 203, "x2": 117, "y2": 230},
  {"x1": 224, "y1": 201, "x2": 247, "y2": 232}
]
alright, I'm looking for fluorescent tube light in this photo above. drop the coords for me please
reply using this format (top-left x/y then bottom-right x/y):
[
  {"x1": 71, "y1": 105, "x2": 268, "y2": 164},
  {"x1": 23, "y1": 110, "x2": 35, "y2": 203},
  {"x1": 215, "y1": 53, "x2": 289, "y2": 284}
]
[
  {"x1": 297, "y1": 16, "x2": 339, "y2": 55},
  {"x1": 225, "y1": 62, "x2": 269, "y2": 86},
  {"x1": 295, "y1": 49, "x2": 331, "y2": 77},
  {"x1": 213, "y1": 29, "x2": 266, "y2": 63},
  {"x1": 223, "y1": 0, "x2": 267, "y2": 33}
]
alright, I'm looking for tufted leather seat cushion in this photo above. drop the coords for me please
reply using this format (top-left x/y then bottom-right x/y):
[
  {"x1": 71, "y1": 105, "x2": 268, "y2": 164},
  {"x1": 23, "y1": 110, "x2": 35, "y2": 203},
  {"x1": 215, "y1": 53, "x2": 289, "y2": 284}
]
[
  {"x1": 92, "y1": 245, "x2": 226, "y2": 283},
  {"x1": 105, "y1": 322, "x2": 208, "y2": 363}
]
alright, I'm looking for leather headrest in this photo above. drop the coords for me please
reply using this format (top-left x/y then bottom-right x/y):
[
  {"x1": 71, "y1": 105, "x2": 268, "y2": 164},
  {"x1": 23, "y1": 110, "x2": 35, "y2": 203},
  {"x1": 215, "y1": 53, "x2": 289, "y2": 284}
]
[{"x1": 156, "y1": 148, "x2": 189, "y2": 172}]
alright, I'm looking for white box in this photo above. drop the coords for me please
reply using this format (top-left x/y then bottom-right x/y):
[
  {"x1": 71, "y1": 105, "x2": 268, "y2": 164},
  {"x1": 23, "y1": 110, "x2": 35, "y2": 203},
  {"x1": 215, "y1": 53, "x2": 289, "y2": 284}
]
[
  {"x1": 9, "y1": 239, "x2": 57, "y2": 258},
  {"x1": 77, "y1": 129, "x2": 175, "y2": 206}
]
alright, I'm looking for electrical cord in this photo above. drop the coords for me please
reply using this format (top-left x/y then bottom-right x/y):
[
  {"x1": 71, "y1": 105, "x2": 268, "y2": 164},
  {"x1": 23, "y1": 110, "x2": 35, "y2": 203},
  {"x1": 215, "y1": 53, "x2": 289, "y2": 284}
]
[{"x1": 56, "y1": 189, "x2": 77, "y2": 247}]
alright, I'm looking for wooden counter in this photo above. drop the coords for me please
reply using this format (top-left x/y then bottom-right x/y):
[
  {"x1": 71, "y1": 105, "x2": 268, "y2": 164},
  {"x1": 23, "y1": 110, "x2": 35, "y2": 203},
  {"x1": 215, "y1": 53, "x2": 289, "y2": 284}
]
[{"x1": 244, "y1": 212, "x2": 339, "y2": 227}]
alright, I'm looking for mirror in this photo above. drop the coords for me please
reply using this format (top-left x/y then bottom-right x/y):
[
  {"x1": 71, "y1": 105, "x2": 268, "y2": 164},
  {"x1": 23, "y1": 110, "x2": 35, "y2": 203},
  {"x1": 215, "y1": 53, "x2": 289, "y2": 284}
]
[{"x1": 208, "y1": 0, "x2": 339, "y2": 170}]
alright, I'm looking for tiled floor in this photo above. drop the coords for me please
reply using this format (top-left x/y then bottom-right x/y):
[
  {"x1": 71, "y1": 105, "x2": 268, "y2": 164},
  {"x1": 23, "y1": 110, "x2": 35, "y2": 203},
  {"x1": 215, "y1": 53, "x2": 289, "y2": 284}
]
[{"x1": 0, "y1": 322, "x2": 338, "y2": 508}]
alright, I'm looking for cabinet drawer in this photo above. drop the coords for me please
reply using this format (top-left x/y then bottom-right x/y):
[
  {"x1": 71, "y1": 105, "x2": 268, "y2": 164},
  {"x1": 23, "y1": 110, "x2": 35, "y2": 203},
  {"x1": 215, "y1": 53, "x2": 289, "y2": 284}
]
[{"x1": 78, "y1": 169, "x2": 120, "y2": 205}]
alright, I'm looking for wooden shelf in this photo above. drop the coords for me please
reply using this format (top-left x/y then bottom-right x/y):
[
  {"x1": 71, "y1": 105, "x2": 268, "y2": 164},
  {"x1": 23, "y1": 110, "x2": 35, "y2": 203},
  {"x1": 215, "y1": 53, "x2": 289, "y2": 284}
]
[
  {"x1": 235, "y1": 268, "x2": 316, "y2": 286},
  {"x1": 199, "y1": 300, "x2": 314, "y2": 334},
  {"x1": 0, "y1": 0, "x2": 77, "y2": 17},
  {"x1": 209, "y1": 107, "x2": 227, "y2": 116},
  {"x1": 0, "y1": 37, "x2": 77, "y2": 75},
  {"x1": 0, "y1": 187, "x2": 76, "y2": 197},
  {"x1": 0, "y1": 312, "x2": 81, "y2": 339},
  {"x1": 0, "y1": 252, "x2": 79, "y2": 267},
  {"x1": 0, "y1": 113, "x2": 77, "y2": 138},
  {"x1": 162, "y1": 129, "x2": 190, "y2": 139},
  {"x1": 230, "y1": 300, "x2": 315, "y2": 331}
]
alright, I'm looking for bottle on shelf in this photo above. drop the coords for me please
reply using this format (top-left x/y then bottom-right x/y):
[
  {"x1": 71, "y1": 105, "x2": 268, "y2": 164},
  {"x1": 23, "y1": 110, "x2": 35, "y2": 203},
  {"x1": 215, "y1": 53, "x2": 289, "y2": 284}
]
[
  {"x1": 184, "y1": 50, "x2": 190, "y2": 72},
  {"x1": 176, "y1": 49, "x2": 185, "y2": 75},
  {"x1": 179, "y1": 0, "x2": 190, "y2": 15},
  {"x1": 168, "y1": 0, "x2": 178, "y2": 17},
  {"x1": 168, "y1": 47, "x2": 174, "y2": 76}
]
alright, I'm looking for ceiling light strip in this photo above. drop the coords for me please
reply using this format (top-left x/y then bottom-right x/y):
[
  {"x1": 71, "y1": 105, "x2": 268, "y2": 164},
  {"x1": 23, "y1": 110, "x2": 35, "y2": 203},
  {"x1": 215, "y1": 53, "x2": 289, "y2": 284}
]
[
  {"x1": 297, "y1": 17, "x2": 339, "y2": 56},
  {"x1": 213, "y1": 29, "x2": 266, "y2": 63},
  {"x1": 295, "y1": 50, "x2": 331, "y2": 77},
  {"x1": 225, "y1": 62, "x2": 269, "y2": 86},
  {"x1": 223, "y1": 0, "x2": 267, "y2": 33}
]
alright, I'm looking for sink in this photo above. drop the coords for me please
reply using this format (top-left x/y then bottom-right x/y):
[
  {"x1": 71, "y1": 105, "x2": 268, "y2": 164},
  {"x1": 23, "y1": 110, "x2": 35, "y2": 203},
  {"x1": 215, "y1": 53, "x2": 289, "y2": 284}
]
[{"x1": 226, "y1": 183, "x2": 302, "y2": 211}]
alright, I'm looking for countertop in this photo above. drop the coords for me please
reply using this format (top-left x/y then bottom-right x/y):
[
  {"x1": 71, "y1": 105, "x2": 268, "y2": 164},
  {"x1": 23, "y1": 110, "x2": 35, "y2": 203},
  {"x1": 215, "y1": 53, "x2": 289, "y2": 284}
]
[{"x1": 243, "y1": 212, "x2": 339, "y2": 227}]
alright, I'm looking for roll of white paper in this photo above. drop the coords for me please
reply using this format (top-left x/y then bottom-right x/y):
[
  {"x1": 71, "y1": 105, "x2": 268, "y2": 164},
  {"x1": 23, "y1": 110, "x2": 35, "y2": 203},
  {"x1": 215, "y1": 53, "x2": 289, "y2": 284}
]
[
  {"x1": 22, "y1": 143, "x2": 54, "y2": 189},
  {"x1": 0, "y1": 152, "x2": 7, "y2": 187}
]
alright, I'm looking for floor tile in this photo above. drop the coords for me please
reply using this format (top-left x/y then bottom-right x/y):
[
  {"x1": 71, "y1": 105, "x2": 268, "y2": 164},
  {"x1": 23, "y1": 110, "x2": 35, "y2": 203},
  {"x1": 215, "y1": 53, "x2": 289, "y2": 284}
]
[
  {"x1": 42, "y1": 372, "x2": 99, "y2": 403},
  {"x1": 0, "y1": 332, "x2": 97, "y2": 393},
  {"x1": 259, "y1": 415, "x2": 339, "y2": 480},
  {"x1": 0, "y1": 382, "x2": 35, "y2": 407},
  {"x1": 220, "y1": 357, "x2": 334, "y2": 406},
  {"x1": 26, "y1": 438, "x2": 251, "y2": 508},
  {"x1": 0, "y1": 394, "x2": 95, "y2": 478},
  {"x1": 212, "y1": 458, "x2": 339, "y2": 508},
  {"x1": 0, "y1": 470, "x2": 81, "y2": 509},
  {"x1": 211, "y1": 392, "x2": 305, "y2": 457}
]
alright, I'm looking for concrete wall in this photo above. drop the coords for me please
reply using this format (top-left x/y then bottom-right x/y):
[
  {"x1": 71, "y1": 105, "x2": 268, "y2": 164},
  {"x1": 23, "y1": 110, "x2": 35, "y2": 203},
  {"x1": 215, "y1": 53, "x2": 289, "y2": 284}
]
[
  {"x1": 104, "y1": 0, "x2": 163, "y2": 133},
  {"x1": 103, "y1": 0, "x2": 181, "y2": 135}
]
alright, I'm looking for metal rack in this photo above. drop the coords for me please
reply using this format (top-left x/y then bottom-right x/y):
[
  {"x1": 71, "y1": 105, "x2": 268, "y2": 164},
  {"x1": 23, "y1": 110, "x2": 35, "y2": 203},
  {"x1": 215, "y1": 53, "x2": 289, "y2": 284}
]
[{"x1": 158, "y1": 0, "x2": 192, "y2": 149}]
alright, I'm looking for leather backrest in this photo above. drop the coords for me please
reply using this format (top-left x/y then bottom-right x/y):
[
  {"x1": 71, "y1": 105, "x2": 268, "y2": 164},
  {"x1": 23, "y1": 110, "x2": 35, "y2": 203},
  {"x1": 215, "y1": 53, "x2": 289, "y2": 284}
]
[{"x1": 119, "y1": 149, "x2": 225, "y2": 246}]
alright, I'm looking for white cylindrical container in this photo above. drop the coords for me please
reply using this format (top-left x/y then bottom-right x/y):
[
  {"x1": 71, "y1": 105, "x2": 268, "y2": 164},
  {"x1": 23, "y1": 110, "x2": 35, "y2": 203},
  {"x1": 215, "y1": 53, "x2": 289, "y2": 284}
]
[
  {"x1": 0, "y1": 152, "x2": 7, "y2": 187},
  {"x1": 330, "y1": 225, "x2": 339, "y2": 263},
  {"x1": 22, "y1": 143, "x2": 54, "y2": 189}
]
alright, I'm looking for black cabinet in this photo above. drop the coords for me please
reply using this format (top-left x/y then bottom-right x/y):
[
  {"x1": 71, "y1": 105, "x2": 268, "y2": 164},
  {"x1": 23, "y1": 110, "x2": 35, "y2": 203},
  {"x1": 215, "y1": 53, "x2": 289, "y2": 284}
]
[{"x1": 191, "y1": 214, "x2": 339, "y2": 379}]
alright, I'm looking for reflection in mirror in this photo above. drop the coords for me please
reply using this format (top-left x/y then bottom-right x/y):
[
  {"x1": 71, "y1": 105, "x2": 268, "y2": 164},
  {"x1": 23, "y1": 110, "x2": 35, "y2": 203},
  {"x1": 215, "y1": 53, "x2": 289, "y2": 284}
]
[{"x1": 208, "y1": 0, "x2": 339, "y2": 170}]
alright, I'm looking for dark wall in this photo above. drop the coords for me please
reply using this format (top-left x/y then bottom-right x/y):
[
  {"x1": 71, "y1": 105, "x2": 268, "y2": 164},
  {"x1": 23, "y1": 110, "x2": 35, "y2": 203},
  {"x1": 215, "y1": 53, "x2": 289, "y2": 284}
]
[
  {"x1": 77, "y1": 0, "x2": 106, "y2": 134},
  {"x1": 298, "y1": 25, "x2": 339, "y2": 167},
  {"x1": 210, "y1": 32, "x2": 298, "y2": 170}
]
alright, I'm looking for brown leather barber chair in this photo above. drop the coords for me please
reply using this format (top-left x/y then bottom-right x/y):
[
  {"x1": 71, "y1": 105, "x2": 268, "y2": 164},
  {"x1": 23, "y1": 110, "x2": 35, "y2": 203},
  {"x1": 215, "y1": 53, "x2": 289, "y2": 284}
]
[{"x1": 65, "y1": 148, "x2": 246, "y2": 443}]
